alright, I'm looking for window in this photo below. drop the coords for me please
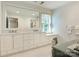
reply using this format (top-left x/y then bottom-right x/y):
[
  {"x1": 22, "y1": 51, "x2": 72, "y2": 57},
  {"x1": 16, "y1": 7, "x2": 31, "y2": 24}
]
[{"x1": 41, "y1": 14, "x2": 52, "y2": 33}]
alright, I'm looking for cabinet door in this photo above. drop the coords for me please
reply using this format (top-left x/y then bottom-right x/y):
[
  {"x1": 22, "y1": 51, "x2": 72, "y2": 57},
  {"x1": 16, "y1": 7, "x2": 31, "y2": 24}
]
[
  {"x1": 23, "y1": 33, "x2": 34, "y2": 50},
  {"x1": 0, "y1": 35, "x2": 13, "y2": 56},
  {"x1": 24, "y1": 39, "x2": 34, "y2": 50},
  {"x1": 40, "y1": 34, "x2": 47, "y2": 42},
  {"x1": 33, "y1": 33, "x2": 40, "y2": 47},
  {"x1": 13, "y1": 34, "x2": 23, "y2": 51},
  {"x1": 38, "y1": 34, "x2": 49, "y2": 46}
]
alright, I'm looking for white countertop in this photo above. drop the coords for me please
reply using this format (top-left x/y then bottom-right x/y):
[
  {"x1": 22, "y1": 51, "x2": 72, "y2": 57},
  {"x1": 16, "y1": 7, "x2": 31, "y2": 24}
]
[{"x1": 0, "y1": 31, "x2": 58, "y2": 37}]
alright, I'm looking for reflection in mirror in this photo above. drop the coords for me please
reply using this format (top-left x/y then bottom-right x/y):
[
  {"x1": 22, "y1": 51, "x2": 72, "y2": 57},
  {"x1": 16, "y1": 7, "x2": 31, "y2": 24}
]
[
  {"x1": 6, "y1": 17, "x2": 18, "y2": 28},
  {"x1": 30, "y1": 16, "x2": 39, "y2": 31},
  {"x1": 5, "y1": 5, "x2": 40, "y2": 33}
]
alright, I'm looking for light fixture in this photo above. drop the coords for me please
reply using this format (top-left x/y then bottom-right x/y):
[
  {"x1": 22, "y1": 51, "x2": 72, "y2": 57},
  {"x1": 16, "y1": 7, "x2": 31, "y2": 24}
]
[
  {"x1": 33, "y1": 1, "x2": 45, "y2": 5},
  {"x1": 40, "y1": 1, "x2": 44, "y2": 5}
]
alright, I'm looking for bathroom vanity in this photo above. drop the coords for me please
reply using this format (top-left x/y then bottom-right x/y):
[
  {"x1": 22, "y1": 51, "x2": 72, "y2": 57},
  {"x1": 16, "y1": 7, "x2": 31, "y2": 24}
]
[
  {"x1": 0, "y1": 2, "x2": 54, "y2": 56},
  {"x1": 0, "y1": 32, "x2": 55, "y2": 56}
]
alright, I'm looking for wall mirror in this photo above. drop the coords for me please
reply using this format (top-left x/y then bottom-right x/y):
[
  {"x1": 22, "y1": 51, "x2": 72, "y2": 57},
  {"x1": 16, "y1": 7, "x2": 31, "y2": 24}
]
[
  {"x1": 3, "y1": 5, "x2": 40, "y2": 33},
  {"x1": 6, "y1": 16, "x2": 18, "y2": 28}
]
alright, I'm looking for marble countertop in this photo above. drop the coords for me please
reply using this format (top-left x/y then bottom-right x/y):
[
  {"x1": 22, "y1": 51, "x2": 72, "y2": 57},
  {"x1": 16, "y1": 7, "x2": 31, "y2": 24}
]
[{"x1": 0, "y1": 32, "x2": 57, "y2": 36}]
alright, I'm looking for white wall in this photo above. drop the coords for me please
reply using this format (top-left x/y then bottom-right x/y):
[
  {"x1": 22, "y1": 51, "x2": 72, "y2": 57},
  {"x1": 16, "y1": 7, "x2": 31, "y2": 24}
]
[
  {"x1": 0, "y1": 1, "x2": 1, "y2": 33},
  {"x1": 52, "y1": 2, "x2": 79, "y2": 43}
]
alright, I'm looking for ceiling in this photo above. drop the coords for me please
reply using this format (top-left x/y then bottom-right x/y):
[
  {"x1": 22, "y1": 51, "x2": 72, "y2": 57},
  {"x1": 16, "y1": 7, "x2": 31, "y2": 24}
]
[
  {"x1": 4, "y1": 1, "x2": 71, "y2": 10},
  {"x1": 22, "y1": 1, "x2": 70, "y2": 10}
]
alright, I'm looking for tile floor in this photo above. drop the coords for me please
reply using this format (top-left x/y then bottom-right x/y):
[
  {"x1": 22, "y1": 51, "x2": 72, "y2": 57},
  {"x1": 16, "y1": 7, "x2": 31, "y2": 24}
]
[{"x1": 9, "y1": 44, "x2": 52, "y2": 57}]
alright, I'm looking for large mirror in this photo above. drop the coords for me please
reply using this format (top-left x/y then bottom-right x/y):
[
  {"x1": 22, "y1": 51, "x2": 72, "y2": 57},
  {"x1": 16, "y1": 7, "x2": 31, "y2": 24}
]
[
  {"x1": 6, "y1": 16, "x2": 18, "y2": 28},
  {"x1": 4, "y1": 5, "x2": 40, "y2": 33}
]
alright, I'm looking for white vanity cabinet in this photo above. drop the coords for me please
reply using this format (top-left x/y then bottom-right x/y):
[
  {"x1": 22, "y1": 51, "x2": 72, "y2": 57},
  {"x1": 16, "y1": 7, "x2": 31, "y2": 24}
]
[
  {"x1": 7, "y1": 34, "x2": 24, "y2": 54},
  {"x1": 23, "y1": 33, "x2": 34, "y2": 50},
  {"x1": 13, "y1": 34, "x2": 24, "y2": 52},
  {"x1": 38, "y1": 33, "x2": 48, "y2": 46},
  {"x1": 0, "y1": 33, "x2": 54, "y2": 56},
  {"x1": 0, "y1": 34, "x2": 13, "y2": 56},
  {"x1": 33, "y1": 32, "x2": 40, "y2": 47},
  {"x1": 33, "y1": 33, "x2": 52, "y2": 47}
]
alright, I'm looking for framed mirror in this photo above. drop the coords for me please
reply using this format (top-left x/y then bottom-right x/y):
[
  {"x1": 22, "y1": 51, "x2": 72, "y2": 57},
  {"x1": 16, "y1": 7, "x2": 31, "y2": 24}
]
[{"x1": 6, "y1": 17, "x2": 18, "y2": 28}]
